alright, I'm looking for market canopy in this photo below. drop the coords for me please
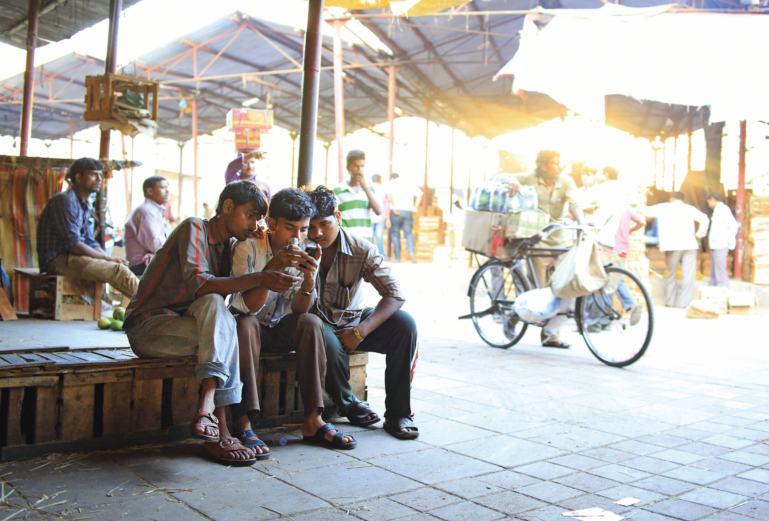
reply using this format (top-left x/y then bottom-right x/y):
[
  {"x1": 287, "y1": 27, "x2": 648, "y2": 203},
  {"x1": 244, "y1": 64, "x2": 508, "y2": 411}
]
[{"x1": 495, "y1": 5, "x2": 769, "y2": 125}]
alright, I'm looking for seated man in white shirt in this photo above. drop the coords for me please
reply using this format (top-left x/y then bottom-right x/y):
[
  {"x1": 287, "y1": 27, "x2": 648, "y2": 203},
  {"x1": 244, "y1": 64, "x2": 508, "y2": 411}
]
[
  {"x1": 645, "y1": 191, "x2": 709, "y2": 308},
  {"x1": 706, "y1": 192, "x2": 739, "y2": 288}
]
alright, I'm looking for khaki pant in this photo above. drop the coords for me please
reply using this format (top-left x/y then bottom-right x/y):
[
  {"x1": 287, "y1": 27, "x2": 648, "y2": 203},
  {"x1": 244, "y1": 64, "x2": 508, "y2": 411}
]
[
  {"x1": 47, "y1": 253, "x2": 139, "y2": 298},
  {"x1": 530, "y1": 255, "x2": 560, "y2": 343}
]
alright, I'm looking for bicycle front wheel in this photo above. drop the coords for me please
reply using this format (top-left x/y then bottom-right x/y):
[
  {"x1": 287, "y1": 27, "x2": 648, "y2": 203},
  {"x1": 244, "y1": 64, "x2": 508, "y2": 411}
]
[
  {"x1": 469, "y1": 260, "x2": 531, "y2": 349},
  {"x1": 576, "y1": 265, "x2": 654, "y2": 367}
]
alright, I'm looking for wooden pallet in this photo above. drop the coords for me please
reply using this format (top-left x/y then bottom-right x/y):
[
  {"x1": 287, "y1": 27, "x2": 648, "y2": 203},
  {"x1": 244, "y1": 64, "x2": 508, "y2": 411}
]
[
  {"x1": 15, "y1": 268, "x2": 102, "y2": 321},
  {"x1": 0, "y1": 349, "x2": 367, "y2": 461}
]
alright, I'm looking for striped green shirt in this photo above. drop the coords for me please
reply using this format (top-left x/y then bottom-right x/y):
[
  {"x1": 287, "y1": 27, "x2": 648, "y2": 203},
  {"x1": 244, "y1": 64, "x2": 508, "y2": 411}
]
[{"x1": 334, "y1": 182, "x2": 374, "y2": 241}]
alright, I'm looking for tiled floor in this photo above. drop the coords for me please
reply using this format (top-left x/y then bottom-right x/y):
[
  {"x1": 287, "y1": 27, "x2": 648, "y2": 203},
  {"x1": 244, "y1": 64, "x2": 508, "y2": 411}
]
[{"x1": 1, "y1": 264, "x2": 768, "y2": 520}]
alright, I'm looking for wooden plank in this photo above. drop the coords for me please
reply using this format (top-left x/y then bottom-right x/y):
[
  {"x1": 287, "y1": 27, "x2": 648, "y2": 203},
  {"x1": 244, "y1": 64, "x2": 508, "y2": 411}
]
[
  {"x1": 66, "y1": 351, "x2": 113, "y2": 363},
  {"x1": 17, "y1": 353, "x2": 46, "y2": 363},
  {"x1": 284, "y1": 369, "x2": 297, "y2": 415},
  {"x1": 261, "y1": 370, "x2": 280, "y2": 418},
  {"x1": 0, "y1": 376, "x2": 58, "y2": 389},
  {"x1": 350, "y1": 364, "x2": 368, "y2": 402},
  {"x1": 349, "y1": 353, "x2": 368, "y2": 366},
  {"x1": 4, "y1": 388, "x2": 24, "y2": 446},
  {"x1": 93, "y1": 283, "x2": 103, "y2": 320},
  {"x1": 103, "y1": 381, "x2": 132, "y2": 437},
  {"x1": 35, "y1": 386, "x2": 58, "y2": 443},
  {"x1": 42, "y1": 352, "x2": 88, "y2": 365},
  {"x1": 63, "y1": 370, "x2": 132, "y2": 387},
  {"x1": 60, "y1": 304, "x2": 96, "y2": 321},
  {"x1": 61, "y1": 277, "x2": 95, "y2": 296},
  {"x1": 0, "y1": 285, "x2": 17, "y2": 321},
  {"x1": 132, "y1": 379, "x2": 162, "y2": 432},
  {"x1": 0, "y1": 354, "x2": 28, "y2": 367},
  {"x1": 60, "y1": 385, "x2": 94, "y2": 441},
  {"x1": 171, "y1": 377, "x2": 199, "y2": 426},
  {"x1": 91, "y1": 349, "x2": 124, "y2": 360},
  {"x1": 13, "y1": 267, "x2": 40, "y2": 276},
  {"x1": 135, "y1": 365, "x2": 196, "y2": 381}
]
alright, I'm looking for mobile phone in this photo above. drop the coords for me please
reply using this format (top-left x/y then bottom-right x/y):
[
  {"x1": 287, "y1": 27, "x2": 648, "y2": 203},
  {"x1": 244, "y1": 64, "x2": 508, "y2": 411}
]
[{"x1": 299, "y1": 244, "x2": 318, "y2": 270}]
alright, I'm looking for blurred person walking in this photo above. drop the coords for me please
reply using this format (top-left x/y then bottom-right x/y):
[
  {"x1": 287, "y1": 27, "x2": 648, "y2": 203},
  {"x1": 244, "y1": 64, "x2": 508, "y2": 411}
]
[
  {"x1": 370, "y1": 174, "x2": 390, "y2": 256},
  {"x1": 225, "y1": 151, "x2": 272, "y2": 203},
  {"x1": 706, "y1": 193, "x2": 738, "y2": 288},
  {"x1": 388, "y1": 173, "x2": 422, "y2": 263}
]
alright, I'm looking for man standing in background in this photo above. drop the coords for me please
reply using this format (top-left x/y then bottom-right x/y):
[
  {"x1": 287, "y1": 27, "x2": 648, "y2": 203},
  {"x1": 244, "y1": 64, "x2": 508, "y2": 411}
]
[
  {"x1": 370, "y1": 174, "x2": 390, "y2": 256},
  {"x1": 645, "y1": 192, "x2": 709, "y2": 308},
  {"x1": 388, "y1": 173, "x2": 421, "y2": 263},
  {"x1": 706, "y1": 192, "x2": 739, "y2": 288},
  {"x1": 333, "y1": 150, "x2": 382, "y2": 242},
  {"x1": 124, "y1": 176, "x2": 171, "y2": 277},
  {"x1": 225, "y1": 151, "x2": 272, "y2": 203}
]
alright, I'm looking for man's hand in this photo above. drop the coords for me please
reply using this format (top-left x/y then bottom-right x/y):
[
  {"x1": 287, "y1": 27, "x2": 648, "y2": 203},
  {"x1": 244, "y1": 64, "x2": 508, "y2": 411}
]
[
  {"x1": 353, "y1": 172, "x2": 367, "y2": 190},
  {"x1": 265, "y1": 245, "x2": 305, "y2": 271},
  {"x1": 392, "y1": 209, "x2": 400, "y2": 216},
  {"x1": 334, "y1": 328, "x2": 361, "y2": 353},
  {"x1": 508, "y1": 180, "x2": 522, "y2": 197},
  {"x1": 141, "y1": 253, "x2": 153, "y2": 266},
  {"x1": 106, "y1": 256, "x2": 129, "y2": 266},
  {"x1": 295, "y1": 246, "x2": 321, "y2": 292},
  {"x1": 259, "y1": 270, "x2": 301, "y2": 293}
]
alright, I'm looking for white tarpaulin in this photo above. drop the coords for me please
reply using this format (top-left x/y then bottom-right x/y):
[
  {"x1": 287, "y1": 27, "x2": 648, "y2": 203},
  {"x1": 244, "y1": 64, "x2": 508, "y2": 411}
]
[{"x1": 495, "y1": 5, "x2": 769, "y2": 122}]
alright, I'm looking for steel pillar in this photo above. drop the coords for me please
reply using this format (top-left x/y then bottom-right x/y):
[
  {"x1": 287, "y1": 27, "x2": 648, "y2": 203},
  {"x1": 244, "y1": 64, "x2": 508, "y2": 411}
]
[
  {"x1": 449, "y1": 127, "x2": 455, "y2": 215},
  {"x1": 422, "y1": 100, "x2": 431, "y2": 216},
  {"x1": 177, "y1": 142, "x2": 184, "y2": 219},
  {"x1": 69, "y1": 121, "x2": 75, "y2": 159},
  {"x1": 192, "y1": 98, "x2": 199, "y2": 217},
  {"x1": 332, "y1": 19, "x2": 346, "y2": 184},
  {"x1": 324, "y1": 141, "x2": 331, "y2": 187},
  {"x1": 387, "y1": 64, "x2": 398, "y2": 180},
  {"x1": 19, "y1": 0, "x2": 40, "y2": 157},
  {"x1": 296, "y1": 0, "x2": 324, "y2": 189},
  {"x1": 735, "y1": 120, "x2": 747, "y2": 280}
]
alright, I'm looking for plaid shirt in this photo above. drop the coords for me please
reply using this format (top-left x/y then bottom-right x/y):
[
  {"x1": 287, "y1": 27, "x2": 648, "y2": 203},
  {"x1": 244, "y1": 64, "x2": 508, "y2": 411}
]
[
  {"x1": 37, "y1": 187, "x2": 100, "y2": 271},
  {"x1": 312, "y1": 228, "x2": 404, "y2": 328}
]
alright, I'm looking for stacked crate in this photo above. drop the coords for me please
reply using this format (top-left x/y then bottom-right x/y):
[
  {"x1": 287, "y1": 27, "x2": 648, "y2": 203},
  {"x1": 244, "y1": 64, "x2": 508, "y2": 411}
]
[
  {"x1": 413, "y1": 206, "x2": 445, "y2": 263},
  {"x1": 744, "y1": 195, "x2": 769, "y2": 285},
  {"x1": 626, "y1": 186, "x2": 650, "y2": 306}
]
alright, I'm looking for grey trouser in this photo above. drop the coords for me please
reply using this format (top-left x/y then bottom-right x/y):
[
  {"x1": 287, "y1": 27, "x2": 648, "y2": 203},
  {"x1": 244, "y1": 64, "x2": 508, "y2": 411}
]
[
  {"x1": 710, "y1": 248, "x2": 730, "y2": 288},
  {"x1": 126, "y1": 294, "x2": 242, "y2": 408},
  {"x1": 530, "y1": 255, "x2": 562, "y2": 342},
  {"x1": 47, "y1": 252, "x2": 139, "y2": 297},
  {"x1": 665, "y1": 249, "x2": 698, "y2": 308}
]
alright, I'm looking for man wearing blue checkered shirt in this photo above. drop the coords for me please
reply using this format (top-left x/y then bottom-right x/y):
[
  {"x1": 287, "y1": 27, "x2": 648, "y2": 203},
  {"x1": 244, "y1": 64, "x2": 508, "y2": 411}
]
[{"x1": 37, "y1": 158, "x2": 139, "y2": 299}]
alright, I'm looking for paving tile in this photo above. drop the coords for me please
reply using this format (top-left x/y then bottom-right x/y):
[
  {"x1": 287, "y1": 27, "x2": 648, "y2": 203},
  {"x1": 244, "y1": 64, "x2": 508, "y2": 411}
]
[
  {"x1": 678, "y1": 487, "x2": 749, "y2": 509},
  {"x1": 572, "y1": 415, "x2": 676, "y2": 438},
  {"x1": 476, "y1": 471, "x2": 541, "y2": 491},
  {"x1": 473, "y1": 490, "x2": 548, "y2": 515},
  {"x1": 433, "y1": 478, "x2": 503, "y2": 500},
  {"x1": 172, "y1": 477, "x2": 328, "y2": 521},
  {"x1": 596, "y1": 484, "x2": 667, "y2": 506},
  {"x1": 710, "y1": 416, "x2": 762, "y2": 427},
  {"x1": 661, "y1": 466, "x2": 726, "y2": 485},
  {"x1": 372, "y1": 448, "x2": 501, "y2": 485},
  {"x1": 719, "y1": 451, "x2": 769, "y2": 467},
  {"x1": 687, "y1": 421, "x2": 737, "y2": 434},
  {"x1": 415, "y1": 419, "x2": 499, "y2": 447},
  {"x1": 745, "y1": 443, "x2": 769, "y2": 456},
  {"x1": 347, "y1": 498, "x2": 418, "y2": 521},
  {"x1": 587, "y1": 464, "x2": 652, "y2": 484},
  {"x1": 580, "y1": 447, "x2": 636, "y2": 464},
  {"x1": 690, "y1": 457, "x2": 752, "y2": 475},
  {"x1": 633, "y1": 405, "x2": 717, "y2": 427},
  {"x1": 292, "y1": 508, "x2": 362, "y2": 521},
  {"x1": 385, "y1": 513, "x2": 441, "y2": 521},
  {"x1": 675, "y1": 442, "x2": 731, "y2": 458},
  {"x1": 390, "y1": 488, "x2": 463, "y2": 512},
  {"x1": 633, "y1": 476, "x2": 697, "y2": 495},
  {"x1": 517, "y1": 504, "x2": 573, "y2": 521},
  {"x1": 610, "y1": 440, "x2": 665, "y2": 456},
  {"x1": 728, "y1": 428, "x2": 769, "y2": 442},
  {"x1": 643, "y1": 499, "x2": 717, "y2": 521},
  {"x1": 341, "y1": 429, "x2": 431, "y2": 461},
  {"x1": 701, "y1": 435, "x2": 757, "y2": 450},
  {"x1": 548, "y1": 454, "x2": 606, "y2": 471},
  {"x1": 701, "y1": 512, "x2": 757, "y2": 521},
  {"x1": 557, "y1": 493, "x2": 629, "y2": 512},
  {"x1": 622, "y1": 511, "x2": 681, "y2": 521},
  {"x1": 738, "y1": 468, "x2": 769, "y2": 484},
  {"x1": 251, "y1": 442, "x2": 359, "y2": 476},
  {"x1": 443, "y1": 435, "x2": 565, "y2": 468},
  {"x1": 73, "y1": 496, "x2": 207, "y2": 521},
  {"x1": 513, "y1": 461, "x2": 574, "y2": 480},
  {"x1": 651, "y1": 449, "x2": 709, "y2": 465},
  {"x1": 450, "y1": 409, "x2": 553, "y2": 434},
  {"x1": 517, "y1": 481, "x2": 583, "y2": 502},
  {"x1": 553, "y1": 472, "x2": 619, "y2": 494},
  {"x1": 428, "y1": 501, "x2": 505, "y2": 521},
  {"x1": 664, "y1": 427, "x2": 720, "y2": 441},
  {"x1": 710, "y1": 476, "x2": 769, "y2": 497},
  {"x1": 622, "y1": 456, "x2": 680, "y2": 474},
  {"x1": 732, "y1": 499, "x2": 769, "y2": 519},
  {"x1": 641, "y1": 434, "x2": 691, "y2": 448},
  {"x1": 513, "y1": 424, "x2": 626, "y2": 452}
]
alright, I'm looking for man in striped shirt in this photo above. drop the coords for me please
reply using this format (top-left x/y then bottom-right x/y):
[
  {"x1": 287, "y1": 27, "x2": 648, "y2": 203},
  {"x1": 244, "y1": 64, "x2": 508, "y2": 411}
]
[{"x1": 333, "y1": 150, "x2": 382, "y2": 241}]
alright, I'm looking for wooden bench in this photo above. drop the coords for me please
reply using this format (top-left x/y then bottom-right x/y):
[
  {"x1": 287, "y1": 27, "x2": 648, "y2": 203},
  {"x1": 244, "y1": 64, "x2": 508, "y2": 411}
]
[
  {"x1": 0, "y1": 349, "x2": 368, "y2": 461},
  {"x1": 14, "y1": 268, "x2": 103, "y2": 321}
]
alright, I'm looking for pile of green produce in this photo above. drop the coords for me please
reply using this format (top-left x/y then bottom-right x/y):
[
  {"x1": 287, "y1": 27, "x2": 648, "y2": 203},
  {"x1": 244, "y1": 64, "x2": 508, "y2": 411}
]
[{"x1": 97, "y1": 307, "x2": 126, "y2": 332}]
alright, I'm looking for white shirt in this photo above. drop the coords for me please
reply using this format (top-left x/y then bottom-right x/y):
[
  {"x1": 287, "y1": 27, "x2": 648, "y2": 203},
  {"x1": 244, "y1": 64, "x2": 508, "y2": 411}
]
[
  {"x1": 229, "y1": 234, "x2": 314, "y2": 327},
  {"x1": 645, "y1": 201, "x2": 709, "y2": 252},
  {"x1": 388, "y1": 177, "x2": 423, "y2": 212},
  {"x1": 708, "y1": 202, "x2": 739, "y2": 250}
]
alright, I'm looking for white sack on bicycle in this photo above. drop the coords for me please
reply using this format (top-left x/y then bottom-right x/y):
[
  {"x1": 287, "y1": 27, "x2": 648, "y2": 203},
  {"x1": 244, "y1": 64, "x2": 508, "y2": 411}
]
[
  {"x1": 513, "y1": 287, "x2": 561, "y2": 323},
  {"x1": 550, "y1": 233, "x2": 609, "y2": 299}
]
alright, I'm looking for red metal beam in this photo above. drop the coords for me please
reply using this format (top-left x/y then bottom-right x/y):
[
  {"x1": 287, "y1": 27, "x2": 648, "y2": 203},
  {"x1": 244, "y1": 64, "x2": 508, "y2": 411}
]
[
  {"x1": 332, "y1": 19, "x2": 346, "y2": 184},
  {"x1": 735, "y1": 120, "x2": 746, "y2": 280},
  {"x1": 19, "y1": 0, "x2": 40, "y2": 156}
]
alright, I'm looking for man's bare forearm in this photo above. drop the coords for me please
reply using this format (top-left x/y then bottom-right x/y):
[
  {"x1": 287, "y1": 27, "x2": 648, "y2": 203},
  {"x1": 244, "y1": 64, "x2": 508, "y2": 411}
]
[
  {"x1": 241, "y1": 286, "x2": 270, "y2": 313},
  {"x1": 357, "y1": 297, "x2": 404, "y2": 337},
  {"x1": 196, "y1": 272, "x2": 269, "y2": 299},
  {"x1": 69, "y1": 242, "x2": 106, "y2": 259},
  {"x1": 364, "y1": 185, "x2": 383, "y2": 215},
  {"x1": 291, "y1": 292, "x2": 315, "y2": 314}
]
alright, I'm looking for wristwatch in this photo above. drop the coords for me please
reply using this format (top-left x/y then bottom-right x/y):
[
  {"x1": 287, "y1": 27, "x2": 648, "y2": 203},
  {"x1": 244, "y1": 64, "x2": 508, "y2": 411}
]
[
  {"x1": 352, "y1": 326, "x2": 365, "y2": 342},
  {"x1": 301, "y1": 289, "x2": 313, "y2": 297}
]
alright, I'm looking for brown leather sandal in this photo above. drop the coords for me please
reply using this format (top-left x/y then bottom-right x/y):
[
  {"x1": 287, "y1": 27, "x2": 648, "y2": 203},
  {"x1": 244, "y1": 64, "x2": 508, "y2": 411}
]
[
  {"x1": 204, "y1": 439, "x2": 256, "y2": 466},
  {"x1": 191, "y1": 411, "x2": 220, "y2": 442}
]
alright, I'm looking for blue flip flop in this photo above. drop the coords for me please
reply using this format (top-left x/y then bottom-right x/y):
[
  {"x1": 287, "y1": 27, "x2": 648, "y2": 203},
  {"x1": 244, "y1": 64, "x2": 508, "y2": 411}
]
[
  {"x1": 233, "y1": 429, "x2": 271, "y2": 460},
  {"x1": 303, "y1": 423, "x2": 357, "y2": 450}
]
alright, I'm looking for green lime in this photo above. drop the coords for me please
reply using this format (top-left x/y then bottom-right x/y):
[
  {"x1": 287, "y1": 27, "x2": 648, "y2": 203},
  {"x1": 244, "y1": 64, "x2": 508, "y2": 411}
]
[
  {"x1": 110, "y1": 320, "x2": 124, "y2": 332},
  {"x1": 113, "y1": 307, "x2": 126, "y2": 321},
  {"x1": 97, "y1": 317, "x2": 113, "y2": 330}
]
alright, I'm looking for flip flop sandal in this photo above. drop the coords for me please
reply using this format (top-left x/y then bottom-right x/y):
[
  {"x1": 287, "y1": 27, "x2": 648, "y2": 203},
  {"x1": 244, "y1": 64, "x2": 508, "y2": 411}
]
[
  {"x1": 191, "y1": 411, "x2": 220, "y2": 442},
  {"x1": 630, "y1": 305, "x2": 642, "y2": 326},
  {"x1": 233, "y1": 429, "x2": 271, "y2": 460},
  {"x1": 384, "y1": 417, "x2": 420, "y2": 440},
  {"x1": 204, "y1": 438, "x2": 256, "y2": 466},
  {"x1": 303, "y1": 423, "x2": 357, "y2": 450},
  {"x1": 542, "y1": 339, "x2": 571, "y2": 349},
  {"x1": 345, "y1": 401, "x2": 381, "y2": 427}
]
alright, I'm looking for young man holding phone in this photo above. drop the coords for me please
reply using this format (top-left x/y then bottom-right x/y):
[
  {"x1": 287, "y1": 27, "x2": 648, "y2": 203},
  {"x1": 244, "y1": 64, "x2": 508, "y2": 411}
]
[
  {"x1": 333, "y1": 150, "x2": 382, "y2": 241},
  {"x1": 229, "y1": 188, "x2": 357, "y2": 450}
]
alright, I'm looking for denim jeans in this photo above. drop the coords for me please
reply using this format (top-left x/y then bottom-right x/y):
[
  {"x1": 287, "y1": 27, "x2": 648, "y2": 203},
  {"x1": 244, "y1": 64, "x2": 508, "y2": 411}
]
[
  {"x1": 372, "y1": 221, "x2": 386, "y2": 256},
  {"x1": 616, "y1": 280, "x2": 636, "y2": 311},
  {"x1": 389, "y1": 211, "x2": 415, "y2": 261}
]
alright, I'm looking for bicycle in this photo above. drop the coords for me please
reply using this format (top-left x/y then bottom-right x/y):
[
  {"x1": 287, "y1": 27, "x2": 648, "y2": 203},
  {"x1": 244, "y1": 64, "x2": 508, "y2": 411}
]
[{"x1": 459, "y1": 222, "x2": 654, "y2": 367}]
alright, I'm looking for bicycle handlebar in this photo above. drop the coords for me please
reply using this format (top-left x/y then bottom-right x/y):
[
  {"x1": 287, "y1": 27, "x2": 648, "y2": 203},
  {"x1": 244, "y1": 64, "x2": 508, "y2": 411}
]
[{"x1": 523, "y1": 222, "x2": 595, "y2": 248}]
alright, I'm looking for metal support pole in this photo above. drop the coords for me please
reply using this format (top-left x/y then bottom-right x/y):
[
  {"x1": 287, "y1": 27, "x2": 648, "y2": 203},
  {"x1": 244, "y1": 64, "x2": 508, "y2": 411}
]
[
  {"x1": 296, "y1": 0, "x2": 324, "y2": 189},
  {"x1": 69, "y1": 121, "x2": 75, "y2": 159},
  {"x1": 687, "y1": 108, "x2": 693, "y2": 173},
  {"x1": 324, "y1": 141, "x2": 331, "y2": 187},
  {"x1": 449, "y1": 127, "x2": 455, "y2": 215},
  {"x1": 332, "y1": 19, "x2": 346, "y2": 184},
  {"x1": 291, "y1": 133, "x2": 298, "y2": 187},
  {"x1": 192, "y1": 98, "x2": 199, "y2": 217},
  {"x1": 19, "y1": 0, "x2": 40, "y2": 157},
  {"x1": 735, "y1": 120, "x2": 747, "y2": 280},
  {"x1": 177, "y1": 142, "x2": 184, "y2": 219},
  {"x1": 422, "y1": 100, "x2": 431, "y2": 217},
  {"x1": 121, "y1": 133, "x2": 131, "y2": 213},
  {"x1": 387, "y1": 64, "x2": 398, "y2": 180}
]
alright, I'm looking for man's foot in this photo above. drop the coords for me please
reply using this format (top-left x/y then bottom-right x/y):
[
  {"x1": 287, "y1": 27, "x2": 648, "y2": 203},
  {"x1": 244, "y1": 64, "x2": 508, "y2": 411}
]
[
  {"x1": 384, "y1": 417, "x2": 419, "y2": 440},
  {"x1": 302, "y1": 418, "x2": 355, "y2": 448},
  {"x1": 204, "y1": 438, "x2": 256, "y2": 466},
  {"x1": 191, "y1": 410, "x2": 219, "y2": 442},
  {"x1": 410, "y1": 258, "x2": 418, "y2": 264},
  {"x1": 629, "y1": 304, "x2": 642, "y2": 326},
  {"x1": 345, "y1": 401, "x2": 380, "y2": 427},
  {"x1": 542, "y1": 339, "x2": 571, "y2": 349},
  {"x1": 232, "y1": 429, "x2": 270, "y2": 458},
  {"x1": 303, "y1": 423, "x2": 357, "y2": 450}
]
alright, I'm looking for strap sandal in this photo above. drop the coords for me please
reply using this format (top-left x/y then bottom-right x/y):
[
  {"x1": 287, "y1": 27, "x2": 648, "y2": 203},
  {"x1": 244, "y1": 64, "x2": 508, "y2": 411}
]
[
  {"x1": 191, "y1": 411, "x2": 219, "y2": 442},
  {"x1": 233, "y1": 429, "x2": 271, "y2": 460},
  {"x1": 384, "y1": 417, "x2": 420, "y2": 440},
  {"x1": 204, "y1": 438, "x2": 256, "y2": 466},
  {"x1": 630, "y1": 305, "x2": 642, "y2": 326},
  {"x1": 542, "y1": 339, "x2": 571, "y2": 349},
  {"x1": 303, "y1": 423, "x2": 357, "y2": 450},
  {"x1": 346, "y1": 401, "x2": 381, "y2": 427}
]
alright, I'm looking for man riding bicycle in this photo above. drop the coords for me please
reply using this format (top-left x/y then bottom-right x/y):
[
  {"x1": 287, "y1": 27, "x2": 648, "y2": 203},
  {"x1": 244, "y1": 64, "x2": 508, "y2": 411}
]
[{"x1": 505, "y1": 150, "x2": 584, "y2": 349}]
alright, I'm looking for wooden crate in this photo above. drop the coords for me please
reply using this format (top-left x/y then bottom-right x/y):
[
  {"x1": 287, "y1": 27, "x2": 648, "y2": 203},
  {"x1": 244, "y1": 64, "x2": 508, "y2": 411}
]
[
  {"x1": 84, "y1": 73, "x2": 159, "y2": 124},
  {"x1": 0, "y1": 349, "x2": 368, "y2": 460},
  {"x1": 15, "y1": 268, "x2": 102, "y2": 321}
]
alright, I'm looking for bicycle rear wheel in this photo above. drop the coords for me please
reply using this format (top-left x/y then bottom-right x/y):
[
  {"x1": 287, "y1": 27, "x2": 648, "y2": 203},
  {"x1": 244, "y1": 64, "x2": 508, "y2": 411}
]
[
  {"x1": 469, "y1": 260, "x2": 531, "y2": 349},
  {"x1": 576, "y1": 265, "x2": 654, "y2": 367}
]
